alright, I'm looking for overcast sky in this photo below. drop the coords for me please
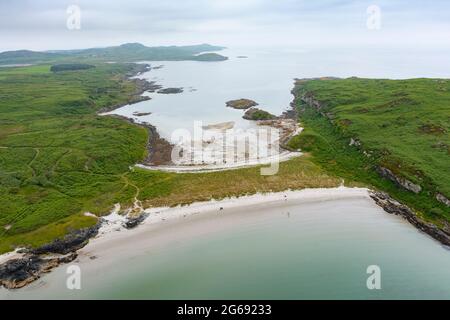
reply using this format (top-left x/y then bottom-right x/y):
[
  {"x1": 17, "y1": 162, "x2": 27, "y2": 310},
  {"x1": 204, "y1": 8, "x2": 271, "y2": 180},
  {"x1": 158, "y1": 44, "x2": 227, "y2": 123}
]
[{"x1": 0, "y1": 0, "x2": 449, "y2": 51}]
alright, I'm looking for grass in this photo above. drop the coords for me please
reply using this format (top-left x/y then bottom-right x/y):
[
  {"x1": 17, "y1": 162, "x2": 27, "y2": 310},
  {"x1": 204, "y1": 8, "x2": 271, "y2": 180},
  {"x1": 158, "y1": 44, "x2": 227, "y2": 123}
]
[
  {"x1": 0, "y1": 63, "x2": 148, "y2": 253},
  {"x1": 130, "y1": 156, "x2": 342, "y2": 208},
  {"x1": 0, "y1": 63, "x2": 341, "y2": 254},
  {"x1": 5, "y1": 65, "x2": 446, "y2": 255},
  {"x1": 291, "y1": 78, "x2": 450, "y2": 223}
]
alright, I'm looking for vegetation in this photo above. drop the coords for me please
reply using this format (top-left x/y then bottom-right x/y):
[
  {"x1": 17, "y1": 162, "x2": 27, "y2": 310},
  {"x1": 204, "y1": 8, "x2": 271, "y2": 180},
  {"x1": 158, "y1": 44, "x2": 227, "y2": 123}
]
[
  {"x1": 226, "y1": 99, "x2": 258, "y2": 109},
  {"x1": 243, "y1": 108, "x2": 277, "y2": 120},
  {"x1": 191, "y1": 53, "x2": 228, "y2": 61},
  {"x1": 290, "y1": 78, "x2": 450, "y2": 223},
  {"x1": 0, "y1": 63, "x2": 340, "y2": 254},
  {"x1": 3, "y1": 62, "x2": 447, "y2": 255},
  {"x1": 50, "y1": 63, "x2": 95, "y2": 72},
  {"x1": 0, "y1": 63, "x2": 148, "y2": 253}
]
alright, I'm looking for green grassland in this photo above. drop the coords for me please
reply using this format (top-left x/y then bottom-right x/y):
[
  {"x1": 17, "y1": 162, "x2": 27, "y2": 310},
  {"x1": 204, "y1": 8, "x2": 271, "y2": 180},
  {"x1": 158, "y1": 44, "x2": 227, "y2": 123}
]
[
  {"x1": 0, "y1": 63, "x2": 340, "y2": 254},
  {"x1": 0, "y1": 63, "x2": 149, "y2": 252},
  {"x1": 4, "y1": 64, "x2": 448, "y2": 255},
  {"x1": 290, "y1": 78, "x2": 450, "y2": 223}
]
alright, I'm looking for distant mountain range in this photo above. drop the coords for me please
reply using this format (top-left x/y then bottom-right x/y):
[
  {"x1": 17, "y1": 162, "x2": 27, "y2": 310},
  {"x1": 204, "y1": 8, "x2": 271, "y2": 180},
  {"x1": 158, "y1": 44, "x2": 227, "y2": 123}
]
[{"x1": 0, "y1": 43, "x2": 228, "y2": 65}]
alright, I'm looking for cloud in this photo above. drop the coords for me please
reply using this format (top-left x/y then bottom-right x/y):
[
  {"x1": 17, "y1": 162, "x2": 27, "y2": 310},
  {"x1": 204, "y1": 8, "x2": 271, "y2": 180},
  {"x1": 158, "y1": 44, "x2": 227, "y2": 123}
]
[{"x1": 0, "y1": 0, "x2": 449, "y2": 51}]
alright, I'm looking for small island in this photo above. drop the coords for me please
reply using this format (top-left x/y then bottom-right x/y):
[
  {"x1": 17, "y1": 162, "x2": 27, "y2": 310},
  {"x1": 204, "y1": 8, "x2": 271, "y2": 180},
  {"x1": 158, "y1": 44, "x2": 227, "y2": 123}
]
[
  {"x1": 226, "y1": 99, "x2": 258, "y2": 110},
  {"x1": 243, "y1": 107, "x2": 277, "y2": 120},
  {"x1": 133, "y1": 111, "x2": 152, "y2": 117},
  {"x1": 157, "y1": 87, "x2": 184, "y2": 94},
  {"x1": 192, "y1": 53, "x2": 228, "y2": 61}
]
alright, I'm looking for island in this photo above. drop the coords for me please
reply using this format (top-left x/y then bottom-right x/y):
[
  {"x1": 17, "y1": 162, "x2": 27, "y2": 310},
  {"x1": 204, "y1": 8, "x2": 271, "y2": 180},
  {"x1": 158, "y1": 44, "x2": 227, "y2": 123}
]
[
  {"x1": 243, "y1": 107, "x2": 277, "y2": 120},
  {"x1": 157, "y1": 87, "x2": 184, "y2": 94},
  {"x1": 226, "y1": 98, "x2": 258, "y2": 109}
]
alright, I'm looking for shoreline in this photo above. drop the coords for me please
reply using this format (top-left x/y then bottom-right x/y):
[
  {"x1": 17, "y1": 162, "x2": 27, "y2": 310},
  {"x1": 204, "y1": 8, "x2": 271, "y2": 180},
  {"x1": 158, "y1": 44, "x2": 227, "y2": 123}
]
[
  {"x1": 2, "y1": 186, "x2": 450, "y2": 290},
  {"x1": 0, "y1": 187, "x2": 371, "y2": 290}
]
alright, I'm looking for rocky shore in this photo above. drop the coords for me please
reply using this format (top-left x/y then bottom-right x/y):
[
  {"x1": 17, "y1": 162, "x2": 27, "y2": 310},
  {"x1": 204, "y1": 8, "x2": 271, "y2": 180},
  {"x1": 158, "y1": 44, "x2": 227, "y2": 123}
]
[
  {"x1": 0, "y1": 222, "x2": 101, "y2": 289},
  {"x1": 98, "y1": 63, "x2": 162, "y2": 114},
  {"x1": 0, "y1": 209, "x2": 154, "y2": 290},
  {"x1": 370, "y1": 191, "x2": 450, "y2": 246},
  {"x1": 142, "y1": 122, "x2": 173, "y2": 166},
  {"x1": 296, "y1": 79, "x2": 450, "y2": 248},
  {"x1": 99, "y1": 63, "x2": 174, "y2": 166},
  {"x1": 0, "y1": 62, "x2": 173, "y2": 290}
]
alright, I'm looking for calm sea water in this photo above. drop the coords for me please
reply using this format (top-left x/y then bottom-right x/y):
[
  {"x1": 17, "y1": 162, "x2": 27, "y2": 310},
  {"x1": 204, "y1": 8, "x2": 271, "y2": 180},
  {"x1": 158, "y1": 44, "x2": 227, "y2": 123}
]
[
  {"x1": 106, "y1": 47, "x2": 450, "y2": 140},
  {"x1": 2, "y1": 197, "x2": 450, "y2": 299}
]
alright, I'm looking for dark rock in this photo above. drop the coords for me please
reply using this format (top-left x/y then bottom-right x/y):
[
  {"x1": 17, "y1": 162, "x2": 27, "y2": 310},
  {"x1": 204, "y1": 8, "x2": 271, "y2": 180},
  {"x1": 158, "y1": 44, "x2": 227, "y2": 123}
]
[
  {"x1": 0, "y1": 253, "x2": 77, "y2": 289},
  {"x1": 370, "y1": 191, "x2": 450, "y2": 246},
  {"x1": 31, "y1": 223, "x2": 101, "y2": 255},
  {"x1": 123, "y1": 213, "x2": 149, "y2": 229},
  {"x1": 376, "y1": 166, "x2": 422, "y2": 194},
  {"x1": 133, "y1": 112, "x2": 152, "y2": 117},
  {"x1": 157, "y1": 87, "x2": 183, "y2": 94}
]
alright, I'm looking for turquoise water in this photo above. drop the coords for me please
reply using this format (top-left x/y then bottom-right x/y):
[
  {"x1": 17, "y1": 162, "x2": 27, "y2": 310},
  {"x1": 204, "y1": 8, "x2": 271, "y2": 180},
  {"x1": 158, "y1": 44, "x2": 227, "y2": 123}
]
[{"x1": 3, "y1": 197, "x2": 450, "y2": 300}]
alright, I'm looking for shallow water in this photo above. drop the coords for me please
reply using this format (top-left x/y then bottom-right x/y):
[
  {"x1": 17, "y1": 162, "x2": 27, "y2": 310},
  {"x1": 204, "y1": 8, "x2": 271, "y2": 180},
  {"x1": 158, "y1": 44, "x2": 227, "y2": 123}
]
[{"x1": 3, "y1": 197, "x2": 450, "y2": 300}]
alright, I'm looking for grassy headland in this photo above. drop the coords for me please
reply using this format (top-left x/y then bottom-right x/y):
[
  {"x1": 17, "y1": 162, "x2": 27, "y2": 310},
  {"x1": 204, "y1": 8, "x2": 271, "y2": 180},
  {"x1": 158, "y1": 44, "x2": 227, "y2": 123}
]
[{"x1": 290, "y1": 78, "x2": 450, "y2": 224}]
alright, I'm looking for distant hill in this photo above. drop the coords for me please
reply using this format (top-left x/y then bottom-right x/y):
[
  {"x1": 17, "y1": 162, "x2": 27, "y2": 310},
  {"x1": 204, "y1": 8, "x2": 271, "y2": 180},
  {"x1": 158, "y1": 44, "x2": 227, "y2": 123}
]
[
  {"x1": 0, "y1": 50, "x2": 63, "y2": 65},
  {"x1": 0, "y1": 43, "x2": 227, "y2": 65}
]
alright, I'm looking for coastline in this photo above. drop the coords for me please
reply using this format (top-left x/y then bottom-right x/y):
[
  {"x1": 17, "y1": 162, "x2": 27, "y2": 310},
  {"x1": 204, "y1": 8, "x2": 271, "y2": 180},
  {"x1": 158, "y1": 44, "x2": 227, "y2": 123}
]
[
  {"x1": 2, "y1": 184, "x2": 450, "y2": 290},
  {"x1": 0, "y1": 186, "x2": 375, "y2": 289},
  {"x1": 0, "y1": 186, "x2": 371, "y2": 290}
]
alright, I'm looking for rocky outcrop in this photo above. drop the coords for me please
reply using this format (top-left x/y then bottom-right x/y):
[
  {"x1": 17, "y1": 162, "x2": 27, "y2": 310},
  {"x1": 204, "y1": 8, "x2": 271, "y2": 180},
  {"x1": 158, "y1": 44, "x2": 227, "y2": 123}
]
[
  {"x1": 157, "y1": 87, "x2": 183, "y2": 94},
  {"x1": 301, "y1": 92, "x2": 322, "y2": 110},
  {"x1": 370, "y1": 191, "x2": 450, "y2": 246},
  {"x1": 437, "y1": 193, "x2": 450, "y2": 207},
  {"x1": 0, "y1": 253, "x2": 77, "y2": 289},
  {"x1": 0, "y1": 222, "x2": 100, "y2": 289},
  {"x1": 226, "y1": 99, "x2": 258, "y2": 110},
  {"x1": 133, "y1": 112, "x2": 152, "y2": 117},
  {"x1": 31, "y1": 223, "x2": 101, "y2": 255},
  {"x1": 142, "y1": 122, "x2": 173, "y2": 166},
  {"x1": 123, "y1": 213, "x2": 149, "y2": 229},
  {"x1": 376, "y1": 166, "x2": 422, "y2": 194},
  {"x1": 243, "y1": 108, "x2": 277, "y2": 121},
  {"x1": 349, "y1": 138, "x2": 361, "y2": 147},
  {"x1": 98, "y1": 64, "x2": 161, "y2": 114}
]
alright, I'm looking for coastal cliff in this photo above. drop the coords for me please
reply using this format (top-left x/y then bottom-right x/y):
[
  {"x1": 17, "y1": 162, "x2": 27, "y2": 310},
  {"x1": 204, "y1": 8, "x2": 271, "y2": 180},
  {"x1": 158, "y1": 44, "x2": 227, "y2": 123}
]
[{"x1": 293, "y1": 77, "x2": 450, "y2": 247}]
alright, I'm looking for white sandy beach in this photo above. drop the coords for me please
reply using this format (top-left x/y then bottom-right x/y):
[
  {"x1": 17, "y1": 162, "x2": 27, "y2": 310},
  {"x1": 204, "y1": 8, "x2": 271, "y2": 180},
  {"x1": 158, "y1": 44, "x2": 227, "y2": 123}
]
[
  {"x1": 6, "y1": 186, "x2": 450, "y2": 300},
  {"x1": 0, "y1": 187, "x2": 372, "y2": 266},
  {"x1": 77, "y1": 187, "x2": 372, "y2": 262}
]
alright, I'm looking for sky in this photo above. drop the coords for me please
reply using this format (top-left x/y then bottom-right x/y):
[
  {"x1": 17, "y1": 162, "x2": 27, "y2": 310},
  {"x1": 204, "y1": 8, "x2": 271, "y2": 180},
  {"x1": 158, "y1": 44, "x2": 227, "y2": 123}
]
[{"x1": 0, "y1": 0, "x2": 449, "y2": 51}]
